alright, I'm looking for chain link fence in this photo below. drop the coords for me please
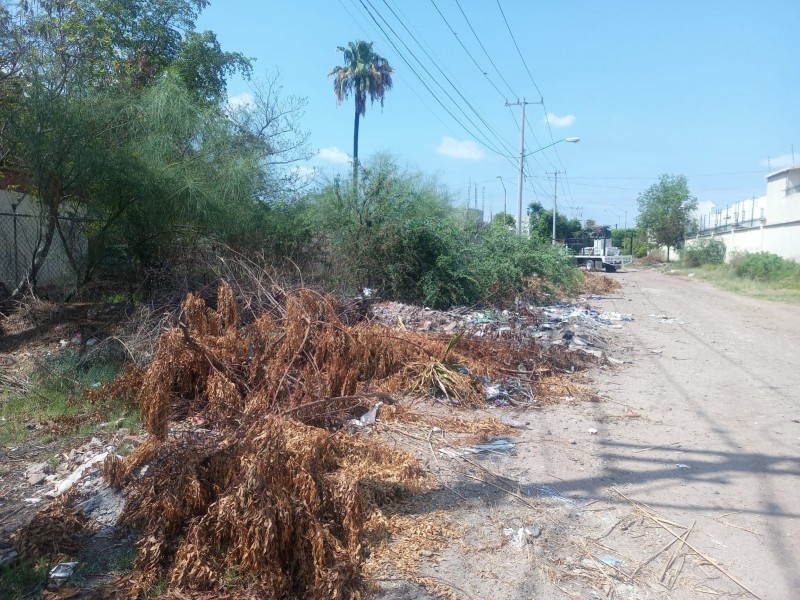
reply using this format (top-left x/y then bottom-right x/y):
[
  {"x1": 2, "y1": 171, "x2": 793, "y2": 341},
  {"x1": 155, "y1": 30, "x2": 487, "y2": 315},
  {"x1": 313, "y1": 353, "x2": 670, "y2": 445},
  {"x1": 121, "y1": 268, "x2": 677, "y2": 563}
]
[{"x1": 0, "y1": 203, "x2": 93, "y2": 295}]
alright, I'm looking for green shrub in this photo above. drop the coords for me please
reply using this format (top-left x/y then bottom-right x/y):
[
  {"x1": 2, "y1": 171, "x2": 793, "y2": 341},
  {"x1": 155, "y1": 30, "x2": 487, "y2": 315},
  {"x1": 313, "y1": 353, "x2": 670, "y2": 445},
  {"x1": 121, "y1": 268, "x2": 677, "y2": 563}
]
[
  {"x1": 682, "y1": 238, "x2": 726, "y2": 267},
  {"x1": 298, "y1": 156, "x2": 582, "y2": 308},
  {"x1": 732, "y1": 252, "x2": 800, "y2": 282}
]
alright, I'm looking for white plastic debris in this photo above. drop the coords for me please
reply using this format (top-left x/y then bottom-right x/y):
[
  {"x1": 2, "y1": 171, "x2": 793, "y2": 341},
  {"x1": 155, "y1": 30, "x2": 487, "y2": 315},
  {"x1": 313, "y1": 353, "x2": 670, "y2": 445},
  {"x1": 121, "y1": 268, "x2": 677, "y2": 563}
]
[
  {"x1": 675, "y1": 463, "x2": 691, "y2": 469},
  {"x1": 46, "y1": 452, "x2": 109, "y2": 498},
  {"x1": 587, "y1": 428, "x2": 598, "y2": 435},
  {"x1": 439, "y1": 438, "x2": 514, "y2": 458},
  {"x1": 348, "y1": 401, "x2": 383, "y2": 428},
  {"x1": 49, "y1": 561, "x2": 79, "y2": 580},
  {"x1": 505, "y1": 524, "x2": 542, "y2": 548}
]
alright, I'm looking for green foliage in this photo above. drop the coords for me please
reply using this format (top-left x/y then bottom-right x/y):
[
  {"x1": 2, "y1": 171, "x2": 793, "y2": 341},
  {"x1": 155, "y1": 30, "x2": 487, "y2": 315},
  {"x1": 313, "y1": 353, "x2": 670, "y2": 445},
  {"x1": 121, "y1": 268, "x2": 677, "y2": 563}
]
[
  {"x1": 328, "y1": 40, "x2": 394, "y2": 165},
  {"x1": 329, "y1": 40, "x2": 394, "y2": 117},
  {"x1": 306, "y1": 156, "x2": 461, "y2": 303},
  {"x1": 637, "y1": 174, "x2": 697, "y2": 260},
  {"x1": 527, "y1": 207, "x2": 582, "y2": 243},
  {"x1": 0, "y1": 559, "x2": 49, "y2": 599},
  {"x1": 681, "y1": 238, "x2": 726, "y2": 267},
  {"x1": 0, "y1": 351, "x2": 131, "y2": 446},
  {"x1": 1, "y1": 0, "x2": 296, "y2": 294},
  {"x1": 732, "y1": 252, "x2": 800, "y2": 283},
  {"x1": 300, "y1": 156, "x2": 581, "y2": 308},
  {"x1": 492, "y1": 212, "x2": 515, "y2": 228}
]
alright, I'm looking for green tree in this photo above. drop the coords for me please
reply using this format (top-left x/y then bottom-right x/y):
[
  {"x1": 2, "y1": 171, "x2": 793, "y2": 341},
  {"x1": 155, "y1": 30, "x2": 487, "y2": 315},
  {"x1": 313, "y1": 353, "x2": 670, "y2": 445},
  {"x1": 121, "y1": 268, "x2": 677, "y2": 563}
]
[
  {"x1": 492, "y1": 212, "x2": 515, "y2": 228},
  {"x1": 0, "y1": 1, "x2": 296, "y2": 296},
  {"x1": 636, "y1": 174, "x2": 697, "y2": 261},
  {"x1": 528, "y1": 208, "x2": 581, "y2": 243},
  {"x1": 328, "y1": 41, "x2": 394, "y2": 177}
]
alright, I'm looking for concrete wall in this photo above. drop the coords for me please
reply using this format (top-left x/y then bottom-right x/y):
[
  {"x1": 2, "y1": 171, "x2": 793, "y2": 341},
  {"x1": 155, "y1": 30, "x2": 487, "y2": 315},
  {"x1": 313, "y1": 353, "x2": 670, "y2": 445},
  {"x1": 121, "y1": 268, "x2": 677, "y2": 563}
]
[
  {"x1": 0, "y1": 190, "x2": 86, "y2": 289},
  {"x1": 687, "y1": 166, "x2": 800, "y2": 261},
  {"x1": 685, "y1": 220, "x2": 800, "y2": 261}
]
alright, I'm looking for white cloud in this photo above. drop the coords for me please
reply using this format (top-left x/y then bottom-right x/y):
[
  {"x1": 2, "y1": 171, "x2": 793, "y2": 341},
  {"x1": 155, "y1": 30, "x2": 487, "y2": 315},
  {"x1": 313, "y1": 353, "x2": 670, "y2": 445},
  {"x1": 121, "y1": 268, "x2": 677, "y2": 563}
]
[
  {"x1": 543, "y1": 112, "x2": 576, "y2": 128},
  {"x1": 435, "y1": 136, "x2": 485, "y2": 160},
  {"x1": 227, "y1": 92, "x2": 255, "y2": 111},
  {"x1": 760, "y1": 153, "x2": 796, "y2": 170},
  {"x1": 291, "y1": 166, "x2": 316, "y2": 179},
  {"x1": 317, "y1": 146, "x2": 351, "y2": 164}
]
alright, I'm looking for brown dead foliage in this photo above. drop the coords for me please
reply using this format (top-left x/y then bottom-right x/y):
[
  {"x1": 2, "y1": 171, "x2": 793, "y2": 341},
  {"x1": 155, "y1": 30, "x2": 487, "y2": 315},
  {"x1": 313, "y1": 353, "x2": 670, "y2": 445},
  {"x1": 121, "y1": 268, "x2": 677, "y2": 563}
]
[
  {"x1": 13, "y1": 496, "x2": 90, "y2": 561},
  {"x1": 17, "y1": 280, "x2": 588, "y2": 599},
  {"x1": 93, "y1": 281, "x2": 548, "y2": 599},
  {"x1": 578, "y1": 273, "x2": 622, "y2": 295}
]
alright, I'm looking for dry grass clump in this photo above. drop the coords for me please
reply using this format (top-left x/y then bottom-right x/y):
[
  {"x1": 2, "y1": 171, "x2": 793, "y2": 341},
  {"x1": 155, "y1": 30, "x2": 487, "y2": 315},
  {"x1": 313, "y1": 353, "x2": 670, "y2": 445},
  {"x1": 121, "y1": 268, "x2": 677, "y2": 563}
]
[
  {"x1": 578, "y1": 273, "x2": 622, "y2": 295},
  {"x1": 381, "y1": 404, "x2": 511, "y2": 440}
]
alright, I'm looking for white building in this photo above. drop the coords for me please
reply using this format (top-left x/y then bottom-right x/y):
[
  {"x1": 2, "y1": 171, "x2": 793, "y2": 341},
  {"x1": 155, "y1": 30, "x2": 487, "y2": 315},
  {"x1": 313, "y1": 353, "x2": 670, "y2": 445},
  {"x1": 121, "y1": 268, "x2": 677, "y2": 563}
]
[{"x1": 687, "y1": 165, "x2": 800, "y2": 261}]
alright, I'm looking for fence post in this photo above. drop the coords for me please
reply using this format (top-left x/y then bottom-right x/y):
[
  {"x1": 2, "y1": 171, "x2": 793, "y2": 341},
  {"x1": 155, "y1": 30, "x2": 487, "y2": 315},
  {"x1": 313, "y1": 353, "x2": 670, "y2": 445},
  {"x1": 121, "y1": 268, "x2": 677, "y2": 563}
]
[{"x1": 12, "y1": 200, "x2": 19, "y2": 285}]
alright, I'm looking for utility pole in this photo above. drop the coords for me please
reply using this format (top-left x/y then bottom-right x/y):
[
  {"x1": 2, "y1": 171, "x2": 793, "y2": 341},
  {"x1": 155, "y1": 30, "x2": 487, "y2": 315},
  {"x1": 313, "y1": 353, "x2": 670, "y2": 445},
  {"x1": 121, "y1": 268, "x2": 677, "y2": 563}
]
[
  {"x1": 506, "y1": 97, "x2": 543, "y2": 234},
  {"x1": 547, "y1": 170, "x2": 564, "y2": 245}
]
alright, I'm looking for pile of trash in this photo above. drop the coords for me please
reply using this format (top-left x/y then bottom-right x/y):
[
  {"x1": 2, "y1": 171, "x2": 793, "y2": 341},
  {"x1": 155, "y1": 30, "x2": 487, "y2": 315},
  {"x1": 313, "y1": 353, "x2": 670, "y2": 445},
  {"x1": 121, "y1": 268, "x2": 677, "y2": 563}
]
[
  {"x1": 12, "y1": 282, "x2": 556, "y2": 598},
  {"x1": 370, "y1": 300, "x2": 542, "y2": 340},
  {"x1": 535, "y1": 304, "x2": 634, "y2": 360},
  {"x1": 10, "y1": 279, "x2": 635, "y2": 598}
]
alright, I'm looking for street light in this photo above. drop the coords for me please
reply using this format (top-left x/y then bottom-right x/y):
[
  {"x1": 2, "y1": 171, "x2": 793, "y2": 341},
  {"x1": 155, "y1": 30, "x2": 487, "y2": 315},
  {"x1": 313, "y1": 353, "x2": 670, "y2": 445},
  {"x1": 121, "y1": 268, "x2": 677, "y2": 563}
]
[
  {"x1": 546, "y1": 138, "x2": 580, "y2": 244},
  {"x1": 496, "y1": 176, "x2": 507, "y2": 226}
]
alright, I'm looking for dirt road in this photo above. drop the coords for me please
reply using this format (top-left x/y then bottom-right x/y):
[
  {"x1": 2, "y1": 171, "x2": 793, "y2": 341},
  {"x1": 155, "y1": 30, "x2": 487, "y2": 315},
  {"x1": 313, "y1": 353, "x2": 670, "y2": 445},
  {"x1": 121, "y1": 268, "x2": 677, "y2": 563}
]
[{"x1": 521, "y1": 269, "x2": 800, "y2": 599}]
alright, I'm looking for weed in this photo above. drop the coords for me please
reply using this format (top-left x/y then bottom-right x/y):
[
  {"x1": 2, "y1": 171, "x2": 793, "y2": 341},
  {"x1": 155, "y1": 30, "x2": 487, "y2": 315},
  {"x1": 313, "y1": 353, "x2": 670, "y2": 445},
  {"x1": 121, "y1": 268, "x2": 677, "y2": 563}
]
[
  {"x1": 0, "y1": 559, "x2": 49, "y2": 599},
  {"x1": 668, "y1": 264, "x2": 800, "y2": 304},
  {"x1": 682, "y1": 238, "x2": 726, "y2": 267},
  {"x1": 0, "y1": 351, "x2": 136, "y2": 447},
  {"x1": 109, "y1": 545, "x2": 138, "y2": 572}
]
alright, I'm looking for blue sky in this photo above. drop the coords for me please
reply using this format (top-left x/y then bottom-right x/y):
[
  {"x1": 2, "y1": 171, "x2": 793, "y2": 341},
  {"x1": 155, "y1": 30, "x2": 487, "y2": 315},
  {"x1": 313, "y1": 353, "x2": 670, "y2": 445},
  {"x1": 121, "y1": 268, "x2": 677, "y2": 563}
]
[{"x1": 198, "y1": 1, "x2": 799, "y2": 228}]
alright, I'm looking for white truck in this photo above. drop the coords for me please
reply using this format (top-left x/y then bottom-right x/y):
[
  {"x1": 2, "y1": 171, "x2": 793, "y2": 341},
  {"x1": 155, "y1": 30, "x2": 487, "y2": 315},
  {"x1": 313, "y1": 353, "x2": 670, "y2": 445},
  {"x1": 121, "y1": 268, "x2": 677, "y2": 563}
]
[{"x1": 573, "y1": 239, "x2": 633, "y2": 272}]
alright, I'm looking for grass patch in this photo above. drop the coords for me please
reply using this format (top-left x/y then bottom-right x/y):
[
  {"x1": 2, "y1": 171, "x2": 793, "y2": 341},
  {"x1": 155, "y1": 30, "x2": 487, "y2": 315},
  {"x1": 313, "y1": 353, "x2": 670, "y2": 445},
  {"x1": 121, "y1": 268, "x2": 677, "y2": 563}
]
[
  {"x1": 0, "y1": 559, "x2": 49, "y2": 599},
  {"x1": 0, "y1": 351, "x2": 139, "y2": 447},
  {"x1": 668, "y1": 264, "x2": 800, "y2": 304}
]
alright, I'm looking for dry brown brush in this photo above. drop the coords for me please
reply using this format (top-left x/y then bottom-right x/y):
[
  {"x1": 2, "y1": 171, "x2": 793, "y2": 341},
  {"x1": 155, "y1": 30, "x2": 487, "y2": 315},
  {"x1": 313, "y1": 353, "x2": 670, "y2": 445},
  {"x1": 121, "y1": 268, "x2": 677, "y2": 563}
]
[{"x1": 94, "y1": 281, "x2": 543, "y2": 598}]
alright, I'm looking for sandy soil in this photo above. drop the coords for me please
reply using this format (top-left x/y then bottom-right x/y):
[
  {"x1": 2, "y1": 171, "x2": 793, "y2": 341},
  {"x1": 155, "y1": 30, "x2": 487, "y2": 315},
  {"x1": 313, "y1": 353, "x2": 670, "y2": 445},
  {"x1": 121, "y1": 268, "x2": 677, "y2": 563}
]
[{"x1": 376, "y1": 268, "x2": 800, "y2": 600}]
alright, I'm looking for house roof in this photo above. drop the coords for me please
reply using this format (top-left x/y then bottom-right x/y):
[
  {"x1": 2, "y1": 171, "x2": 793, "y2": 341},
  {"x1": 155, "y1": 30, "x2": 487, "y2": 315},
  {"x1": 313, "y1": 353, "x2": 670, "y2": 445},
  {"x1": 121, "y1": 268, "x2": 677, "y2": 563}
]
[{"x1": 765, "y1": 164, "x2": 800, "y2": 179}]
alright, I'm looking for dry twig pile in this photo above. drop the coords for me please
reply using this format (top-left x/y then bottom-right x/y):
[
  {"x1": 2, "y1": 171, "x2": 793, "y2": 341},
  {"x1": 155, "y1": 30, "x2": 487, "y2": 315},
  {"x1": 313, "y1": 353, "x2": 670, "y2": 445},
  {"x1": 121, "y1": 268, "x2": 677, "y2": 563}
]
[{"x1": 89, "y1": 281, "x2": 541, "y2": 598}]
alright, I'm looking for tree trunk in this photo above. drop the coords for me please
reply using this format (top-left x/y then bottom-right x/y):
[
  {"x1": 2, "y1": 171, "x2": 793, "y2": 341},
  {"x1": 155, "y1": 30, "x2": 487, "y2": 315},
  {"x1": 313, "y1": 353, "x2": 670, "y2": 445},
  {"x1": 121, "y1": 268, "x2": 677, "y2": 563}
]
[
  {"x1": 352, "y1": 105, "x2": 360, "y2": 186},
  {"x1": 11, "y1": 201, "x2": 58, "y2": 299}
]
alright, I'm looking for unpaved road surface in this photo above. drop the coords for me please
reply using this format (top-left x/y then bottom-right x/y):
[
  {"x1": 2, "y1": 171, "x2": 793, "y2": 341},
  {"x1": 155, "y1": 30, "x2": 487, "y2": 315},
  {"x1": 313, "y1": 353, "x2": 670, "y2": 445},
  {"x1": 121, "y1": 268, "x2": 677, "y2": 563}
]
[
  {"x1": 523, "y1": 269, "x2": 800, "y2": 599},
  {"x1": 381, "y1": 269, "x2": 800, "y2": 600}
]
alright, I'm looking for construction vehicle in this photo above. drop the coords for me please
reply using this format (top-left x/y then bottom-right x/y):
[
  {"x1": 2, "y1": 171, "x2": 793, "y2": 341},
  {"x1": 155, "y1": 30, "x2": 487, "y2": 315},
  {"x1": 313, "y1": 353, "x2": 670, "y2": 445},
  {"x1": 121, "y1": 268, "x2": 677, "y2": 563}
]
[{"x1": 571, "y1": 238, "x2": 633, "y2": 272}]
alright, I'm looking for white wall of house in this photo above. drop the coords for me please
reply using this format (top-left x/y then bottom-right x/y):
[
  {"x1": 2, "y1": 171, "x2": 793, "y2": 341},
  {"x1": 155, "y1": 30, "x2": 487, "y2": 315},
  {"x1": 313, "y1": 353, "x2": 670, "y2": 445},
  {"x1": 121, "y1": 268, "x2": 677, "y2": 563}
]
[{"x1": 685, "y1": 165, "x2": 800, "y2": 261}]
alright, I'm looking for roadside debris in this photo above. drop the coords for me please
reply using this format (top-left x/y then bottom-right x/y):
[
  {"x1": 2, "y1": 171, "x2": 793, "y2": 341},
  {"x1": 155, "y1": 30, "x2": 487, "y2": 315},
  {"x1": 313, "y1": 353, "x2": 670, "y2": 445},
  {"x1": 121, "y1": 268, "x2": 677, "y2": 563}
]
[
  {"x1": 8, "y1": 277, "x2": 635, "y2": 598},
  {"x1": 348, "y1": 401, "x2": 383, "y2": 428},
  {"x1": 439, "y1": 438, "x2": 515, "y2": 458},
  {"x1": 49, "y1": 561, "x2": 79, "y2": 583},
  {"x1": 505, "y1": 524, "x2": 543, "y2": 548}
]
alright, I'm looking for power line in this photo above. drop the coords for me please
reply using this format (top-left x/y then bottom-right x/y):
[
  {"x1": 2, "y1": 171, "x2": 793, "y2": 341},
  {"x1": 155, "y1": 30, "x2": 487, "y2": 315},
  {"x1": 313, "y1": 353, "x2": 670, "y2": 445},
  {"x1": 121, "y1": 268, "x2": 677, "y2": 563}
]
[
  {"x1": 429, "y1": 0, "x2": 508, "y2": 101},
  {"x1": 341, "y1": 0, "x2": 465, "y2": 141},
  {"x1": 453, "y1": 0, "x2": 517, "y2": 99},
  {"x1": 357, "y1": 0, "x2": 514, "y2": 159},
  {"x1": 495, "y1": 0, "x2": 542, "y2": 99},
  {"x1": 377, "y1": 0, "x2": 517, "y2": 157}
]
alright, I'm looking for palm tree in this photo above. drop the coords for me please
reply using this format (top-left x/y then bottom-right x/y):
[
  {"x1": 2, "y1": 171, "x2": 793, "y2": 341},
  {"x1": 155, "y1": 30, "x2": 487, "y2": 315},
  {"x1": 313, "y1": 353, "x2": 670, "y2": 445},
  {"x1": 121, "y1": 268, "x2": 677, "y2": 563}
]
[{"x1": 328, "y1": 41, "x2": 394, "y2": 178}]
